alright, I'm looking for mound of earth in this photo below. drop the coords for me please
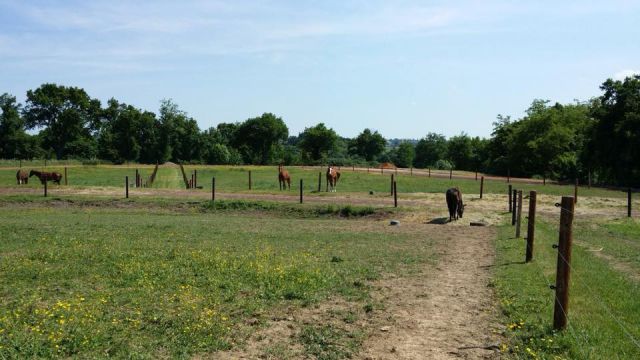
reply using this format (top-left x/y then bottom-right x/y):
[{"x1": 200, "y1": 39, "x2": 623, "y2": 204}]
[{"x1": 162, "y1": 161, "x2": 180, "y2": 168}]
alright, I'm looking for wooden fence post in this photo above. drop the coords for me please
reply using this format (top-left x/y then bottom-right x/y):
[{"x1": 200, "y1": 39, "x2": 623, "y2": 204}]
[
  {"x1": 390, "y1": 174, "x2": 394, "y2": 196},
  {"x1": 381, "y1": 167, "x2": 383, "y2": 174},
  {"x1": 449, "y1": 168, "x2": 452, "y2": 180},
  {"x1": 544, "y1": 176, "x2": 546, "y2": 186},
  {"x1": 135, "y1": 169, "x2": 139, "y2": 187},
  {"x1": 318, "y1": 172, "x2": 321, "y2": 192},
  {"x1": 508, "y1": 185, "x2": 513, "y2": 212},
  {"x1": 480, "y1": 176, "x2": 484, "y2": 199},
  {"x1": 553, "y1": 196, "x2": 575, "y2": 330},
  {"x1": 511, "y1": 189, "x2": 517, "y2": 226},
  {"x1": 395, "y1": 167, "x2": 398, "y2": 176},
  {"x1": 64, "y1": 167, "x2": 68, "y2": 185},
  {"x1": 44, "y1": 179, "x2": 47, "y2": 197},
  {"x1": 194, "y1": 169, "x2": 197, "y2": 188},
  {"x1": 526, "y1": 191, "x2": 537, "y2": 262},
  {"x1": 574, "y1": 178, "x2": 578, "y2": 204},
  {"x1": 212, "y1": 177, "x2": 215, "y2": 202},
  {"x1": 393, "y1": 181, "x2": 398, "y2": 208},
  {"x1": 588, "y1": 170, "x2": 591, "y2": 189},
  {"x1": 300, "y1": 179, "x2": 303, "y2": 204},
  {"x1": 248, "y1": 170, "x2": 252, "y2": 190},
  {"x1": 191, "y1": 173, "x2": 195, "y2": 189},
  {"x1": 628, "y1": 188, "x2": 632, "y2": 218},
  {"x1": 515, "y1": 190, "x2": 523, "y2": 237},
  {"x1": 410, "y1": 167, "x2": 413, "y2": 176},
  {"x1": 507, "y1": 169, "x2": 510, "y2": 183},
  {"x1": 125, "y1": 176, "x2": 129, "y2": 199},
  {"x1": 367, "y1": 166, "x2": 369, "y2": 173},
  {"x1": 475, "y1": 170, "x2": 478, "y2": 181}
]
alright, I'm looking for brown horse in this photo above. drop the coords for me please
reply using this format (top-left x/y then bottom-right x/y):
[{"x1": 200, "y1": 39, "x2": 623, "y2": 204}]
[
  {"x1": 278, "y1": 164, "x2": 291, "y2": 190},
  {"x1": 326, "y1": 166, "x2": 341, "y2": 192},
  {"x1": 16, "y1": 170, "x2": 29, "y2": 185},
  {"x1": 29, "y1": 170, "x2": 63, "y2": 185}
]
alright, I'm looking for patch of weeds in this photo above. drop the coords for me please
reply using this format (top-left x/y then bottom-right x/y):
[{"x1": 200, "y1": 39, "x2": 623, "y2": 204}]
[
  {"x1": 299, "y1": 325, "x2": 358, "y2": 360},
  {"x1": 331, "y1": 256, "x2": 343, "y2": 263},
  {"x1": 363, "y1": 303, "x2": 374, "y2": 313}
]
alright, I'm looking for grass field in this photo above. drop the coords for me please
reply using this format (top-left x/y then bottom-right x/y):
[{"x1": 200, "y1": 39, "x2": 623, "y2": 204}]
[
  {"x1": 0, "y1": 199, "x2": 432, "y2": 358},
  {"x1": 493, "y1": 215, "x2": 640, "y2": 359},
  {"x1": 0, "y1": 165, "x2": 631, "y2": 199}
]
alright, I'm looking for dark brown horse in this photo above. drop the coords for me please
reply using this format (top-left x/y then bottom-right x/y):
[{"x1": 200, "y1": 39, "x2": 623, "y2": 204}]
[
  {"x1": 326, "y1": 166, "x2": 341, "y2": 192},
  {"x1": 278, "y1": 164, "x2": 291, "y2": 190},
  {"x1": 446, "y1": 187, "x2": 464, "y2": 221},
  {"x1": 16, "y1": 170, "x2": 29, "y2": 185},
  {"x1": 29, "y1": 170, "x2": 62, "y2": 185}
]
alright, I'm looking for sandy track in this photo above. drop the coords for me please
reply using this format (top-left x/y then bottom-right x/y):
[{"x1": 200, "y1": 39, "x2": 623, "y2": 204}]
[{"x1": 358, "y1": 224, "x2": 500, "y2": 359}]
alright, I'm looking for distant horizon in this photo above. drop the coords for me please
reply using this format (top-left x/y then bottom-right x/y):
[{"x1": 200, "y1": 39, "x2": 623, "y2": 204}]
[{"x1": 2, "y1": 0, "x2": 639, "y2": 138}]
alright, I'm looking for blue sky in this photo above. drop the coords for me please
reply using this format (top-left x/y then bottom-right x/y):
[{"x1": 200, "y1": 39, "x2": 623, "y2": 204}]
[{"x1": 1, "y1": 0, "x2": 638, "y2": 139}]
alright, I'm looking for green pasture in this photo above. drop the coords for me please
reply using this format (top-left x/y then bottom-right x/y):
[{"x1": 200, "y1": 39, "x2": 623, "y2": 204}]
[
  {"x1": 494, "y1": 216, "x2": 640, "y2": 359},
  {"x1": 0, "y1": 200, "x2": 433, "y2": 358},
  {"x1": 0, "y1": 165, "x2": 630, "y2": 200},
  {"x1": 184, "y1": 165, "x2": 627, "y2": 198}
]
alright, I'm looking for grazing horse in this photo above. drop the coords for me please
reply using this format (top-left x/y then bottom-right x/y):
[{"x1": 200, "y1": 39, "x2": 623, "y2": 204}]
[
  {"x1": 326, "y1": 166, "x2": 341, "y2": 192},
  {"x1": 29, "y1": 170, "x2": 63, "y2": 185},
  {"x1": 446, "y1": 187, "x2": 464, "y2": 221},
  {"x1": 278, "y1": 164, "x2": 291, "y2": 190},
  {"x1": 16, "y1": 170, "x2": 29, "y2": 185}
]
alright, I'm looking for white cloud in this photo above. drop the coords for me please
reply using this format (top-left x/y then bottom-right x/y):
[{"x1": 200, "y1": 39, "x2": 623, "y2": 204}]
[{"x1": 614, "y1": 69, "x2": 640, "y2": 80}]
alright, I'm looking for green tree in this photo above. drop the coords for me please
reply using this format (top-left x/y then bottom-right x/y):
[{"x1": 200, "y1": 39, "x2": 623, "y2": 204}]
[
  {"x1": 392, "y1": 141, "x2": 415, "y2": 168},
  {"x1": 589, "y1": 75, "x2": 640, "y2": 186},
  {"x1": 232, "y1": 113, "x2": 289, "y2": 164},
  {"x1": 23, "y1": 84, "x2": 101, "y2": 159},
  {"x1": 414, "y1": 133, "x2": 447, "y2": 168},
  {"x1": 297, "y1": 123, "x2": 338, "y2": 162},
  {"x1": 349, "y1": 129, "x2": 386, "y2": 162},
  {"x1": 158, "y1": 99, "x2": 203, "y2": 163},
  {"x1": 446, "y1": 133, "x2": 473, "y2": 170},
  {"x1": 0, "y1": 93, "x2": 38, "y2": 159}
]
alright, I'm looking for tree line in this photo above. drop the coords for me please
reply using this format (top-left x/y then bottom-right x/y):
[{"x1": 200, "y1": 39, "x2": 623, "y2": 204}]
[{"x1": 1, "y1": 76, "x2": 639, "y2": 186}]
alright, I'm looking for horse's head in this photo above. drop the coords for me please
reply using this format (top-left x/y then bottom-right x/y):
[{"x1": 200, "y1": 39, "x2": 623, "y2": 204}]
[
  {"x1": 29, "y1": 170, "x2": 36, "y2": 177},
  {"x1": 457, "y1": 201, "x2": 465, "y2": 218}
]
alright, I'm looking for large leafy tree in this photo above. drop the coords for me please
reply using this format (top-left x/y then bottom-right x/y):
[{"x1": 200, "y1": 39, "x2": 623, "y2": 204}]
[
  {"x1": 446, "y1": 133, "x2": 474, "y2": 170},
  {"x1": 349, "y1": 128, "x2": 386, "y2": 162},
  {"x1": 0, "y1": 93, "x2": 38, "y2": 159},
  {"x1": 98, "y1": 99, "x2": 160, "y2": 163},
  {"x1": 158, "y1": 99, "x2": 203, "y2": 163},
  {"x1": 414, "y1": 133, "x2": 447, "y2": 168},
  {"x1": 589, "y1": 75, "x2": 640, "y2": 186},
  {"x1": 232, "y1": 113, "x2": 288, "y2": 165},
  {"x1": 23, "y1": 84, "x2": 101, "y2": 159},
  {"x1": 297, "y1": 123, "x2": 338, "y2": 162},
  {"x1": 391, "y1": 141, "x2": 415, "y2": 168}
]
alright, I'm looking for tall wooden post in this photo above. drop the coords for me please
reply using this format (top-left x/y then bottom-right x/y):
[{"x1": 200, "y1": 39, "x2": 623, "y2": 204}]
[
  {"x1": 588, "y1": 170, "x2": 591, "y2": 189},
  {"x1": 410, "y1": 167, "x2": 413, "y2": 176},
  {"x1": 300, "y1": 179, "x2": 303, "y2": 204},
  {"x1": 428, "y1": 168, "x2": 431, "y2": 178},
  {"x1": 64, "y1": 167, "x2": 68, "y2": 185},
  {"x1": 390, "y1": 174, "x2": 394, "y2": 196},
  {"x1": 553, "y1": 196, "x2": 575, "y2": 330},
  {"x1": 475, "y1": 170, "x2": 478, "y2": 181},
  {"x1": 352, "y1": 165, "x2": 355, "y2": 171},
  {"x1": 381, "y1": 167, "x2": 383, "y2": 174},
  {"x1": 44, "y1": 179, "x2": 48, "y2": 197},
  {"x1": 515, "y1": 190, "x2": 523, "y2": 237},
  {"x1": 248, "y1": 170, "x2": 252, "y2": 190},
  {"x1": 393, "y1": 181, "x2": 398, "y2": 208},
  {"x1": 135, "y1": 169, "x2": 139, "y2": 187},
  {"x1": 19, "y1": 159, "x2": 22, "y2": 168},
  {"x1": 508, "y1": 185, "x2": 513, "y2": 212},
  {"x1": 526, "y1": 191, "x2": 537, "y2": 262},
  {"x1": 125, "y1": 176, "x2": 129, "y2": 199},
  {"x1": 511, "y1": 189, "x2": 517, "y2": 226},
  {"x1": 480, "y1": 176, "x2": 484, "y2": 199},
  {"x1": 316, "y1": 172, "x2": 320, "y2": 192},
  {"x1": 507, "y1": 169, "x2": 510, "y2": 183},
  {"x1": 395, "y1": 167, "x2": 398, "y2": 176},
  {"x1": 574, "y1": 178, "x2": 578, "y2": 204},
  {"x1": 194, "y1": 169, "x2": 197, "y2": 188},
  {"x1": 449, "y1": 168, "x2": 452, "y2": 180},
  {"x1": 191, "y1": 173, "x2": 195, "y2": 189},
  {"x1": 628, "y1": 188, "x2": 632, "y2": 218},
  {"x1": 212, "y1": 177, "x2": 215, "y2": 202}
]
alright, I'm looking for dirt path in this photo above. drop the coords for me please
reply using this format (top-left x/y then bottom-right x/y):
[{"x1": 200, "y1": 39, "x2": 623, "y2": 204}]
[{"x1": 357, "y1": 222, "x2": 500, "y2": 359}]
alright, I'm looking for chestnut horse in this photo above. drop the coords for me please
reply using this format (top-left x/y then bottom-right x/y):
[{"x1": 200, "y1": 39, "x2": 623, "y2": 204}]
[
  {"x1": 326, "y1": 166, "x2": 341, "y2": 192},
  {"x1": 16, "y1": 170, "x2": 29, "y2": 185},
  {"x1": 29, "y1": 170, "x2": 62, "y2": 185},
  {"x1": 278, "y1": 164, "x2": 291, "y2": 190}
]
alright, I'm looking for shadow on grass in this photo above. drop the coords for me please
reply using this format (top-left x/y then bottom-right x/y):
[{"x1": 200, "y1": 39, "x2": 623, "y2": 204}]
[{"x1": 427, "y1": 217, "x2": 450, "y2": 225}]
